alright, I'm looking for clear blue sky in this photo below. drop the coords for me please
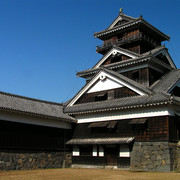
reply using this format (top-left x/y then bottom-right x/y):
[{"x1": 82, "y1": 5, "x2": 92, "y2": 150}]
[{"x1": 0, "y1": 0, "x2": 179, "y2": 103}]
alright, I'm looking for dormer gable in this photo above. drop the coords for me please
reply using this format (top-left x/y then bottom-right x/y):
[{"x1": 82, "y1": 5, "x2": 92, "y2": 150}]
[
  {"x1": 67, "y1": 69, "x2": 151, "y2": 107},
  {"x1": 152, "y1": 48, "x2": 176, "y2": 69},
  {"x1": 150, "y1": 69, "x2": 180, "y2": 94},
  {"x1": 93, "y1": 47, "x2": 140, "y2": 69},
  {"x1": 168, "y1": 79, "x2": 180, "y2": 97}
]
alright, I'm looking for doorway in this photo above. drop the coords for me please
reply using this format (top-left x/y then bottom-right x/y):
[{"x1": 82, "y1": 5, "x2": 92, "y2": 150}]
[{"x1": 105, "y1": 145, "x2": 118, "y2": 166}]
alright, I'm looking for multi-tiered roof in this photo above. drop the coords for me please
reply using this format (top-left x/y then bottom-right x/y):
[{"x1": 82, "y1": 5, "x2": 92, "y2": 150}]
[{"x1": 65, "y1": 11, "x2": 180, "y2": 115}]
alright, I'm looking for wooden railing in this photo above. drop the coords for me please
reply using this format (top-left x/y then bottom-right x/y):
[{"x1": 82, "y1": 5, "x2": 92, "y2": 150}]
[{"x1": 96, "y1": 32, "x2": 158, "y2": 52}]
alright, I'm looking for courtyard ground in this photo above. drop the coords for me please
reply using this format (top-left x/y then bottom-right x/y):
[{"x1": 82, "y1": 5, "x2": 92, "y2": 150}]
[{"x1": 0, "y1": 168, "x2": 179, "y2": 180}]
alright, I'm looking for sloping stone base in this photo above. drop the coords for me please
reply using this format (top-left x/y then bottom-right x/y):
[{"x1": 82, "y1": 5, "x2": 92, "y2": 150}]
[{"x1": 131, "y1": 142, "x2": 179, "y2": 172}]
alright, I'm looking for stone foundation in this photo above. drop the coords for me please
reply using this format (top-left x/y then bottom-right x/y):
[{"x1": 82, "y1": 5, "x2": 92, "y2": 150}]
[
  {"x1": 131, "y1": 142, "x2": 179, "y2": 172},
  {"x1": 177, "y1": 143, "x2": 180, "y2": 170},
  {"x1": 0, "y1": 149, "x2": 71, "y2": 171}
]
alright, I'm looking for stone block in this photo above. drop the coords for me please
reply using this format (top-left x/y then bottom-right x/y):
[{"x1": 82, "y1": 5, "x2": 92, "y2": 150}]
[{"x1": 0, "y1": 150, "x2": 71, "y2": 171}]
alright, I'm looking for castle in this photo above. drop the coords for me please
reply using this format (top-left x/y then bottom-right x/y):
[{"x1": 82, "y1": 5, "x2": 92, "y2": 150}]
[{"x1": 0, "y1": 10, "x2": 180, "y2": 172}]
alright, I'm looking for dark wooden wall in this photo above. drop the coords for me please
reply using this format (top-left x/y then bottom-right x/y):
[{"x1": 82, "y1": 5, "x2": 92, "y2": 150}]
[
  {"x1": 121, "y1": 68, "x2": 148, "y2": 86},
  {"x1": 76, "y1": 87, "x2": 138, "y2": 104},
  {"x1": 121, "y1": 67, "x2": 163, "y2": 86},
  {"x1": 169, "y1": 116, "x2": 179, "y2": 142},
  {"x1": 0, "y1": 120, "x2": 72, "y2": 150},
  {"x1": 73, "y1": 116, "x2": 178, "y2": 142}
]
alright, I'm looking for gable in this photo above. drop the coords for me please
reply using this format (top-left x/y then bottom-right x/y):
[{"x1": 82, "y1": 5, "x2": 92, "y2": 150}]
[
  {"x1": 153, "y1": 49, "x2": 176, "y2": 69},
  {"x1": 108, "y1": 13, "x2": 136, "y2": 30},
  {"x1": 67, "y1": 70, "x2": 147, "y2": 107},
  {"x1": 169, "y1": 79, "x2": 180, "y2": 97},
  {"x1": 93, "y1": 48, "x2": 139, "y2": 69}
]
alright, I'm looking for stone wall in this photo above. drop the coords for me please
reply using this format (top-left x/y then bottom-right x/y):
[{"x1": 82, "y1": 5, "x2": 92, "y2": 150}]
[
  {"x1": 130, "y1": 142, "x2": 179, "y2": 172},
  {"x1": 0, "y1": 149, "x2": 71, "y2": 171},
  {"x1": 175, "y1": 142, "x2": 180, "y2": 171}
]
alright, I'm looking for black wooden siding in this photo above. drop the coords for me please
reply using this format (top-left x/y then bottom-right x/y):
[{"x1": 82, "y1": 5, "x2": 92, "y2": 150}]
[
  {"x1": 76, "y1": 87, "x2": 138, "y2": 104},
  {"x1": 121, "y1": 67, "x2": 163, "y2": 86},
  {"x1": 72, "y1": 116, "x2": 178, "y2": 142},
  {"x1": 0, "y1": 120, "x2": 72, "y2": 150}
]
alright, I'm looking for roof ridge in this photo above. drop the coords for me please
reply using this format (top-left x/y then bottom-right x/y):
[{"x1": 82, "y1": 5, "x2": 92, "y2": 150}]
[{"x1": 0, "y1": 90, "x2": 63, "y2": 106}]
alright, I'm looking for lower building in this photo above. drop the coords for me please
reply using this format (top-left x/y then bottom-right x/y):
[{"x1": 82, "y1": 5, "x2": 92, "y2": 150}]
[{"x1": 0, "y1": 91, "x2": 75, "y2": 170}]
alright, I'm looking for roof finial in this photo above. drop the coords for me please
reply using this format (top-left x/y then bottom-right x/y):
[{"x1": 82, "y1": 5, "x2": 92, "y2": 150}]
[
  {"x1": 139, "y1": 14, "x2": 143, "y2": 19},
  {"x1": 119, "y1": 8, "x2": 123, "y2": 14}
]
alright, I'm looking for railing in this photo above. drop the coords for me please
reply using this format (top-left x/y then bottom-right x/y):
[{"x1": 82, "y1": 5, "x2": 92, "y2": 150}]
[{"x1": 96, "y1": 32, "x2": 159, "y2": 52}]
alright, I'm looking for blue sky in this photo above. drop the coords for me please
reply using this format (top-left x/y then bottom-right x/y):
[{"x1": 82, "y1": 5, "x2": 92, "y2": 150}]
[{"x1": 0, "y1": 0, "x2": 179, "y2": 103}]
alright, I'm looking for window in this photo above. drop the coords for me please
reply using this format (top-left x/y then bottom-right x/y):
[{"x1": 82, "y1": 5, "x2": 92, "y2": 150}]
[
  {"x1": 129, "y1": 118, "x2": 148, "y2": 130},
  {"x1": 89, "y1": 121, "x2": 118, "y2": 133},
  {"x1": 95, "y1": 92, "x2": 107, "y2": 102}
]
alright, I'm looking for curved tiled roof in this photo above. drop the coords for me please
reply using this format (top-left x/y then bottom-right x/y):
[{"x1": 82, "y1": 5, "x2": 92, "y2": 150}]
[
  {"x1": 66, "y1": 137, "x2": 135, "y2": 145},
  {"x1": 94, "y1": 18, "x2": 170, "y2": 41},
  {"x1": 0, "y1": 91, "x2": 76, "y2": 123},
  {"x1": 77, "y1": 54, "x2": 173, "y2": 78},
  {"x1": 66, "y1": 68, "x2": 180, "y2": 115},
  {"x1": 151, "y1": 69, "x2": 180, "y2": 93},
  {"x1": 64, "y1": 92, "x2": 178, "y2": 115}
]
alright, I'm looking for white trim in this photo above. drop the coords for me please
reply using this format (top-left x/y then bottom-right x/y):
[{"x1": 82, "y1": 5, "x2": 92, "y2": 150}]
[
  {"x1": 93, "y1": 145, "x2": 98, "y2": 156},
  {"x1": 67, "y1": 70, "x2": 146, "y2": 107},
  {"x1": 75, "y1": 106, "x2": 174, "y2": 124},
  {"x1": 107, "y1": 14, "x2": 136, "y2": 30},
  {"x1": 94, "y1": 48, "x2": 138, "y2": 69},
  {"x1": 119, "y1": 145, "x2": 130, "y2": 157},
  {"x1": 99, "y1": 145, "x2": 104, "y2": 157},
  {"x1": 87, "y1": 76, "x2": 123, "y2": 93},
  {"x1": 72, "y1": 146, "x2": 80, "y2": 156},
  {"x1": 0, "y1": 111, "x2": 72, "y2": 129},
  {"x1": 108, "y1": 16, "x2": 122, "y2": 29}
]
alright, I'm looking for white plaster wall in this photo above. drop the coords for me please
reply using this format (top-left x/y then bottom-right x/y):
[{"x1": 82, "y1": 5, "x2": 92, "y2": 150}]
[
  {"x1": 72, "y1": 146, "x2": 80, "y2": 156},
  {"x1": 0, "y1": 110, "x2": 72, "y2": 129},
  {"x1": 93, "y1": 145, "x2": 98, "y2": 156},
  {"x1": 99, "y1": 145, "x2": 104, "y2": 157},
  {"x1": 87, "y1": 78, "x2": 123, "y2": 93},
  {"x1": 75, "y1": 106, "x2": 174, "y2": 124},
  {"x1": 119, "y1": 145, "x2": 130, "y2": 157}
]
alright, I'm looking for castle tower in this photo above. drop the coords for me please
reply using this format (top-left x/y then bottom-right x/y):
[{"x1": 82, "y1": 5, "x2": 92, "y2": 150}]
[{"x1": 65, "y1": 10, "x2": 180, "y2": 171}]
